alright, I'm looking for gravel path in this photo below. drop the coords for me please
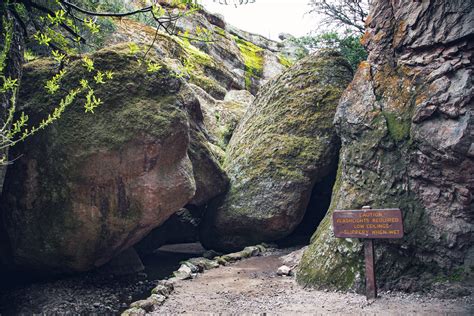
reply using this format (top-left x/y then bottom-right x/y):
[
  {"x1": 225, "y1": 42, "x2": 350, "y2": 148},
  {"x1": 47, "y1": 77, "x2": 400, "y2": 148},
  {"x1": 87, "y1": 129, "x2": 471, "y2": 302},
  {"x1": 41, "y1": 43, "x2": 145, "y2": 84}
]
[
  {"x1": 0, "y1": 246, "x2": 203, "y2": 315},
  {"x1": 154, "y1": 251, "x2": 474, "y2": 315}
]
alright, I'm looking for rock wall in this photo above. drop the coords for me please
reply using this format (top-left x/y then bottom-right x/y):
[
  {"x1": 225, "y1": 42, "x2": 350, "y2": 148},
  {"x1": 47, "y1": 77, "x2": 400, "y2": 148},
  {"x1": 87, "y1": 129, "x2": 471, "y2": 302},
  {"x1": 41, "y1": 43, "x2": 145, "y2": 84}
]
[
  {"x1": 200, "y1": 51, "x2": 353, "y2": 251},
  {"x1": 298, "y1": 0, "x2": 473, "y2": 291}
]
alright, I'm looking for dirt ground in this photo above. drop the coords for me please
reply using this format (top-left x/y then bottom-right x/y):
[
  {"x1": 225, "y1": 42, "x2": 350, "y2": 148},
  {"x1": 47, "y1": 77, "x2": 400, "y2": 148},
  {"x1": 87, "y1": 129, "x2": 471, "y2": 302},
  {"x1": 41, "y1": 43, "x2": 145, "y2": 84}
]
[{"x1": 153, "y1": 251, "x2": 474, "y2": 315}]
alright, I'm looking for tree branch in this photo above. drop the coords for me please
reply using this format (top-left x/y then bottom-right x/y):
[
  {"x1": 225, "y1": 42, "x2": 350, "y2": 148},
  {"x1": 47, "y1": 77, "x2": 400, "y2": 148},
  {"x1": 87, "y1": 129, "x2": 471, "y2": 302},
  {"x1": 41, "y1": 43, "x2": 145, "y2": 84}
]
[{"x1": 27, "y1": 1, "x2": 86, "y2": 43}]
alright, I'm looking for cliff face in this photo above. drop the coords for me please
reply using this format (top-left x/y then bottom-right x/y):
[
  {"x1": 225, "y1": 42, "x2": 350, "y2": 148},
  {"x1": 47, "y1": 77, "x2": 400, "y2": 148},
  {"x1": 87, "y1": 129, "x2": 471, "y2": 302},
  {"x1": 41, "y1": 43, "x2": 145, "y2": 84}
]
[{"x1": 298, "y1": 0, "x2": 473, "y2": 291}]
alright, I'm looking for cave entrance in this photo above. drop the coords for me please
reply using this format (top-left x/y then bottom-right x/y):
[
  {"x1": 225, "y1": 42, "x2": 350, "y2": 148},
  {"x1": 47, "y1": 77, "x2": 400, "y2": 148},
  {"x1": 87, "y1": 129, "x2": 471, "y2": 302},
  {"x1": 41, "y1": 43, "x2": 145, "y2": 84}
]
[{"x1": 277, "y1": 162, "x2": 338, "y2": 247}]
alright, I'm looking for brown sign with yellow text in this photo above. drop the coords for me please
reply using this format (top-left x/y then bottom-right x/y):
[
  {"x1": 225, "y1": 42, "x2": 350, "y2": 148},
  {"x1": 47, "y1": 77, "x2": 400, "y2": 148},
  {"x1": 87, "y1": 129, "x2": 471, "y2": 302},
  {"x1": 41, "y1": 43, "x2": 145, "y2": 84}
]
[{"x1": 333, "y1": 208, "x2": 403, "y2": 239}]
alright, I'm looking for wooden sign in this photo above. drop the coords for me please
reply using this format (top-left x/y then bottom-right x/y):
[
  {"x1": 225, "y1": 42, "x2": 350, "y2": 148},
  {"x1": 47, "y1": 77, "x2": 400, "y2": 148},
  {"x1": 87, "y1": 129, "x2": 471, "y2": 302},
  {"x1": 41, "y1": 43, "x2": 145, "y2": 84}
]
[
  {"x1": 332, "y1": 206, "x2": 404, "y2": 300},
  {"x1": 333, "y1": 208, "x2": 403, "y2": 239}
]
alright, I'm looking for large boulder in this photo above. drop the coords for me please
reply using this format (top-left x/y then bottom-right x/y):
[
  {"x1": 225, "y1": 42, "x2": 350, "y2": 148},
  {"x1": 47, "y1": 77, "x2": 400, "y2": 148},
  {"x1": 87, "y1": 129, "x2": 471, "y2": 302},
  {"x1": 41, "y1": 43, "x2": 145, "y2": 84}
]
[
  {"x1": 297, "y1": 0, "x2": 473, "y2": 292},
  {"x1": 0, "y1": 44, "x2": 197, "y2": 273},
  {"x1": 200, "y1": 51, "x2": 353, "y2": 251}
]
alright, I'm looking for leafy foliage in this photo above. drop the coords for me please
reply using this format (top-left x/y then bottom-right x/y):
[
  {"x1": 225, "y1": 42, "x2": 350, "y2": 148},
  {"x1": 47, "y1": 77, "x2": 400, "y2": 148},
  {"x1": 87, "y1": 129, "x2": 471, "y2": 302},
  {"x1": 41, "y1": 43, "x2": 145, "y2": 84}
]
[
  {"x1": 291, "y1": 31, "x2": 367, "y2": 71},
  {"x1": 45, "y1": 69, "x2": 66, "y2": 94}
]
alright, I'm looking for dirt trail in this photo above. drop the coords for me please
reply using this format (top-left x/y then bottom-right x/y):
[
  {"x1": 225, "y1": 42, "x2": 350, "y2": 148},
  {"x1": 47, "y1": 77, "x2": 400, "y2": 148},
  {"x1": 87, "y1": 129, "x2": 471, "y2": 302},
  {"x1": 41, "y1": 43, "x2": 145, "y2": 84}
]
[{"x1": 153, "y1": 251, "x2": 473, "y2": 315}]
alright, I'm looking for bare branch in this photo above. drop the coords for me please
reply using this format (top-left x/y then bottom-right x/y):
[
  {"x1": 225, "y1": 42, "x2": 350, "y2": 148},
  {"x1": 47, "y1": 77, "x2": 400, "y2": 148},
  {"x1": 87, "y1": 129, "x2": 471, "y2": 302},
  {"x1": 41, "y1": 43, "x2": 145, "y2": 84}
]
[{"x1": 309, "y1": 0, "x2": 370, "y2": 34}]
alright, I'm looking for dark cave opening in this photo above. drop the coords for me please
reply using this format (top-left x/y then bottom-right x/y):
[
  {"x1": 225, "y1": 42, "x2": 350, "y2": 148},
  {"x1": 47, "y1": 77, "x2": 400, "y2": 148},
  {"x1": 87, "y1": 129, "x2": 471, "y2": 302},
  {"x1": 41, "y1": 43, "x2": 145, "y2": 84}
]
[{"x1": 277, "y1": 163, "x2": 338, "y2": 247}]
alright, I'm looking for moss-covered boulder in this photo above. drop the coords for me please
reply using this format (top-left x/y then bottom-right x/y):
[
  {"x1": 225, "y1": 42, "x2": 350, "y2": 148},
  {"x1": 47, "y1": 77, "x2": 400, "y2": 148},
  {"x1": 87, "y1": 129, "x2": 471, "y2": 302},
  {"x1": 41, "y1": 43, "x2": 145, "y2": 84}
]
[
  {"x1": 0, "y1": 44, "x2": 197, "y2": 272},
  {"x1": 200, "y1": 51, "x2": 353, "y2": 251},
  {"x1": 176, "y1": 84, "x2": 230, "y2": 207},
  {"x1": 298, "y1": 0, "x2": 473, "y2": 292}
]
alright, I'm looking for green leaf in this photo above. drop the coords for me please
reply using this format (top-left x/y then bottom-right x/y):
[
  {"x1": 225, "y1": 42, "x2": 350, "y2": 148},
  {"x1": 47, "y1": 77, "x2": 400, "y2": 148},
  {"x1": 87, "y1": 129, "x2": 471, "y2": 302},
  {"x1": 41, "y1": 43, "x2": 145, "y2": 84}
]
[
  {"x1": 52, "y1": 50, "x2": 66, "y2": 63},
  {"x1": 82, "y1": 56, "x2": 94, "y2": 72},
  {"x1": 0, "y1": 76, "x2": 18, "y2": 93},
  {"x1": 47, "y1": 10, "x2": 66, "y2": 26},
  {"x1": 94, "y1": 71, "x2": 105, "y2": 84},
  {"x1": 146, "y1": 61, "x2": 162, "y2": 73},
  {"x1": 84, "y1": 17, "x2": 100, "y2": 34},
  {"x1": 128, "y1": 42, "x2": 141, "y2": 55},
  {"x1": 34, "y1": 32, "x2": 52, "y2": 47}
]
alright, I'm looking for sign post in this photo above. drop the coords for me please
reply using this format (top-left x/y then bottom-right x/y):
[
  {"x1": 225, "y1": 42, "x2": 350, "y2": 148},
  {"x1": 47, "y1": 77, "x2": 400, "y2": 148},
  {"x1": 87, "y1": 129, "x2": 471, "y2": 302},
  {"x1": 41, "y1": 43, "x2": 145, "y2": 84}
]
[
  {"x1": 364, "y1": 238, "x2": 376, "y2": 299},
  {"x1": 332, "y1": 206, "x2": 404, "y2": 300}
]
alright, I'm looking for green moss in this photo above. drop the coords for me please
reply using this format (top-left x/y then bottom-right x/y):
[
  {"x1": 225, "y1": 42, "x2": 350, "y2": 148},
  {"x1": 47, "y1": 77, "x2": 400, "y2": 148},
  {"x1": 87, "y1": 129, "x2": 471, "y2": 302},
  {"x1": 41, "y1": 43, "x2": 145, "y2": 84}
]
[
  {"x1": 434, "y1": 268, "x2": 465, "y2": 283},
  {"x1": 382, "y1": 111, "x2": 411, "y2": 142},
  {"x1": 218, "y1": 121, "x2": 237, "y2": 148},
  {"x1": 178, "y1": 37, "x2": 213, "y2": 67},
  {"x1": 214, "y1": 27, "x2": 227, "y2": 38},
  {"x1": 277, "y1": 54, "x2": 293, "y2": 68},
  {"x1": 233, "y1": 35, "x2": 264, "y2": 90},
  {"x1": 20, "y1": 45, "x2": 188, "y2": 156},
  {"x1": 172, "y1": 36, "x2": 231, "y2": 99},
  {"x1": 223, "y1": 82, "x2": 345, "y2": 182}
]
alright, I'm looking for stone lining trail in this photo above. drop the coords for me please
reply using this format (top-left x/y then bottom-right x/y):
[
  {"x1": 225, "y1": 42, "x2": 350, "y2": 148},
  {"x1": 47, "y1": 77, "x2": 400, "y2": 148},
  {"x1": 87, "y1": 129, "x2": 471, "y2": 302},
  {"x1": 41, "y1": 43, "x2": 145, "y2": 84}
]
[{"x1": 151, "y1": 249, "x2": 473, "y2": 315}]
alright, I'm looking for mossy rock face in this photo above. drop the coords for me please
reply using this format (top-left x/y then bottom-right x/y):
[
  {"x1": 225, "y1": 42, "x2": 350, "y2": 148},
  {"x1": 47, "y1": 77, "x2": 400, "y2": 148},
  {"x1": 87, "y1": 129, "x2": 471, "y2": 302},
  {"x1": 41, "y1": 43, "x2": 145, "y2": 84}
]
[
  {"x1": 0, "y1": 44, "x2": 197, "y2": 273},
  {"x1": 200, "y1": 50, "x2": 352, "y2": 251},
  {"x1": 298, "y1": 0, "x2": 473, "y2": 292}
]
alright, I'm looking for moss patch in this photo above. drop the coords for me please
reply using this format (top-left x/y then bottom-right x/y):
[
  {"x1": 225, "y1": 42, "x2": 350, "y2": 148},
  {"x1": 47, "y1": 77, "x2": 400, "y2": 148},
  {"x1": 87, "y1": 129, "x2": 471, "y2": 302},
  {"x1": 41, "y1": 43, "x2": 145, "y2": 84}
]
[
  {"x1": 234, "y1": 35, "x2": 264, "y2": 90},
  {"x1": 189, "y1": 73, "x2": 226, "y2": 99},
  {"x1": 382, "y1": 111, "x2": 411, "y2": 142},
  {"x1": 278, "y1": 54, "x2": 293, "y2": 68},
  {"x1": 177, "y1": 37, "x2": 214, "y2": 67}
]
